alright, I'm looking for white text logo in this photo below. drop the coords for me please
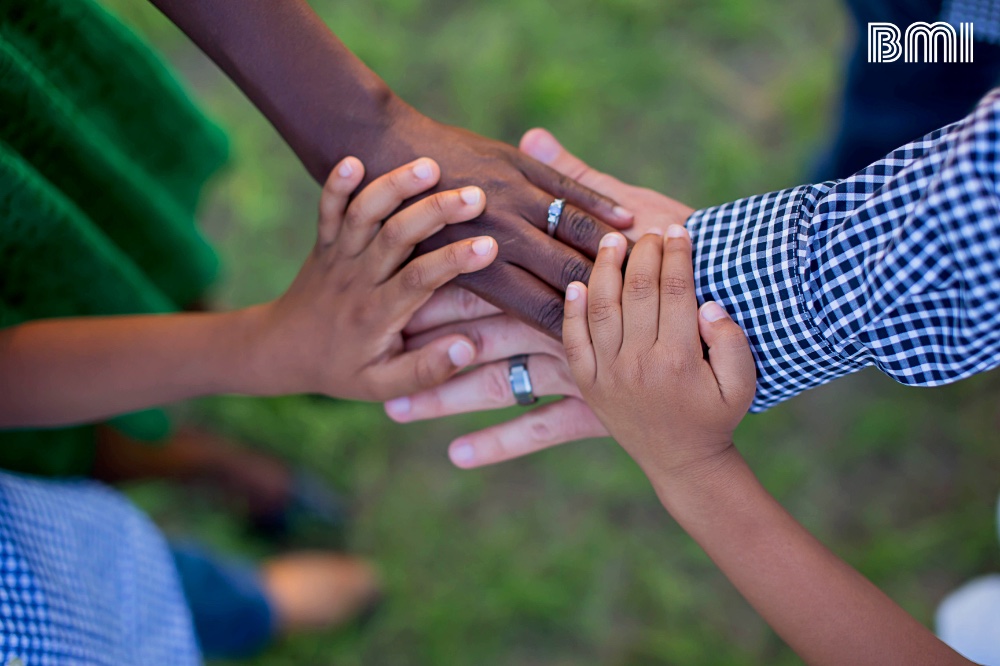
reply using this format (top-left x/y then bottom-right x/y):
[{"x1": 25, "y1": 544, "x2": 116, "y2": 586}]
[{"x1": 868, "y1": 22, "x2": 974, "y2": 63}]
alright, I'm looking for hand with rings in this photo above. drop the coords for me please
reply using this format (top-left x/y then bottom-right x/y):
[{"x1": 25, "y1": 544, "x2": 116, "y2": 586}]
[{"x1": 384, "y1": 128, "x2": 694, "y2": 468}]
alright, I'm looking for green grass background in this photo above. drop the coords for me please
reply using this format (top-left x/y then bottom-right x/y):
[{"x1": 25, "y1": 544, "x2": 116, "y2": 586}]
[{"x1": 98, "y1": 1, "x2": 1000, "y2": 664}]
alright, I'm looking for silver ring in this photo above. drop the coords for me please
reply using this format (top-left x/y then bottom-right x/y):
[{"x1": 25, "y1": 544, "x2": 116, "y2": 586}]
[
  {"x1": 546, "y1": 198, "x2": 566, "y2": 237},
  {"x1": 508, "y1": 355, "x2": 538, "y2": 406}
]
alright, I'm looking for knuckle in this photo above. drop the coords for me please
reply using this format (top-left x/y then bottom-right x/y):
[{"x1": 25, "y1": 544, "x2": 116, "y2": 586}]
[
  {"x1": 588, "y1": 297, "x2": 618, "y2": 324},
  {"x1": 625, "y1": 270, "x2": 657, "y2": 300},
  {"x1": 564, "y1": 341, "x2": 589, "y2": 364},
  {"x1": 666, "y1": 350, "x2": 694, "y2": 373},
  {"x1": 379, "y1": 219, "x2": 408, "y2": 247},
  {"x1": 526, "y1": 414, "x2": 555, "y2": 444},
  {"x1": 484, "y1": 365, "x2": 513, "y2": 404},
  {"x1": 344, "y1": 204, "x2": 369, "y2": 229},
  {"x1": 425, "y1": 191, "x2": 450, "y2": 217},
  {"x1": 537, "y1": 298, "x2": 565, "y2": 335},
  {"x1": 414, "y1": 354, "x2": 439, "y2": 388},
  {"x1": 559, "y1": 255, "x2": 591, "y2": 288},
  {"x1": 660, "y1": 275, "x2": 689, "y2": 298},
  {"x1": 400, "y1": 262, "x2": 427, "y2": 291},
  {"x1": 443, "y1": 242, "x2": 464, "y2": 270},
  {"x1": 561, "y1": 208, "x2": 600, "y2": 246}
]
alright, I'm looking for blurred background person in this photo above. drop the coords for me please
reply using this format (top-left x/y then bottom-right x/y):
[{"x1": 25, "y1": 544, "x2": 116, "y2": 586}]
[{"x1": 0, "y1": 0, "x2": 380, "y2": 659}]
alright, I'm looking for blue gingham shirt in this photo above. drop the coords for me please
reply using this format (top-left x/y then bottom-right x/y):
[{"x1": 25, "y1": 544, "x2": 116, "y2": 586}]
[
  {"x1": 0, "y1": 473, "x2": 200, "y2": 665},
  {"x1": 688, "y1": 88, "x2": 1000, "y2": 412}
]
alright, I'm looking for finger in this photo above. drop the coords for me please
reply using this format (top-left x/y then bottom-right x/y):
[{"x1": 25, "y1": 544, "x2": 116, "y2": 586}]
[
  {"x1": 339, "y1": 157, "x2": 440, "y2": 257},
  {"x1": 522, "y1": 189, "x2": 623, "y2": 259},
  {"x1": 562, "y1": 281, "x2": 596, "y2": 387},
  {"x1": 384, "y1": 354, "x2": 577, "y2": 423},
  {"x1": 403, "y1": 286, "x2": 502, "y2": 336},
  {"x1": 455, "y1": 264, "x2": 566, "y2": 338},
  {"x1": 384, "y1": 236, "x2": 498, "y2": 322},
  {"x1": 368, "y1": 334, "x2": 477, "y2": 399},
  {"x1": 405, "y1": 314, "x2": 561, "y2": 365},
  {"x1": 317, "y1": 157, "x2": 365, "y2": 247},
  {"x1": 657, "y1": 225, "x2": 700, "y2": 358},
  {"x1": 516, "y1": 141, "x2": 633, "y2": 229},
  {"x1": 503, "y1": 218, "x2": 595, "y2": 291},
  {"x1": 519, "y1": 128, "x2": 633, "y2": 227},
  {"x1": 447, "y1": 397, "x2": 608, "y2": 469},
  {"x1": 698, "y1": 302, "x2": 758, "y2": 409},
  {"x1": 587, "y1": 233, "x2": 627, "y2": 358},
  {"x1": 622, "y1": 229, "x2": 665, "y2": 350},
  {"x1": 366, "y1": 186, "x2": 486, "y2": 283}
]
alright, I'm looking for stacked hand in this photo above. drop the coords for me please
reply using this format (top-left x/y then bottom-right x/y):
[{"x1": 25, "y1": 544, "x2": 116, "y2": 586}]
[
  {"x1": 561, "y1": 224, "x2": 756, "y2": 482},
  {"x1": 371, "y1": 113, "x2": 642, "y2": 338},
  {"x1": 385, "y1": 129, "x2": 697, "y2": 467},
  {"x1": 249, "y1": 156, "x2": 498, "y2": 401}
]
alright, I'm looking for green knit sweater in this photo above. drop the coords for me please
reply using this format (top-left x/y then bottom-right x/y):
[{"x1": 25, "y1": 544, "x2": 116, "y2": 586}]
[{"x1": 0, "y1": 0, "x2": 228, "y2": 475}]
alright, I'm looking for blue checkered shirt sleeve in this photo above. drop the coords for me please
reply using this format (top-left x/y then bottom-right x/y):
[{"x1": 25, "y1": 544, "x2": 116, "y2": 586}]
[{"x1": 686, "y1": 88, "x2": 1000, "y2": 412}]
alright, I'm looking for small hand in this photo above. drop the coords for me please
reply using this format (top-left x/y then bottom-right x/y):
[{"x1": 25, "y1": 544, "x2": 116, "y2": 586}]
[
  {"x1": 250, "y1": 157, "x2": 498, "y2": 401},
  {"x1": 563, "y1": 226, "x2": 756, "y2": 480}
]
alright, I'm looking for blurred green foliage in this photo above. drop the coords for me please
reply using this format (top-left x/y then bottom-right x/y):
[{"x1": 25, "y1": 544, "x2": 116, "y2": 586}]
[{"x1": 97, "y1": 1, "x2": 1000, "y2": 664}]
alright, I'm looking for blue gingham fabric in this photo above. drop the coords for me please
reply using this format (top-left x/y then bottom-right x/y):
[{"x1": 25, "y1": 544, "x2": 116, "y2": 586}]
[
  {"x1": 945, "y1": 0, "x2": 1000, "y2": 43},
  {"x1": 687, "y1": 88, "x2": 1000, "y2": 412},
  {"x1": 0, "y1": 472, "x2": 199, "y2": 665}
]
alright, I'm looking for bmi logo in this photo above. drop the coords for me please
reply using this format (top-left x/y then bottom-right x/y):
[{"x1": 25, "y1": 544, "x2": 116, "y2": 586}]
[{"x1": 868, "y1": 22, "x2": 974, "y2": 63}]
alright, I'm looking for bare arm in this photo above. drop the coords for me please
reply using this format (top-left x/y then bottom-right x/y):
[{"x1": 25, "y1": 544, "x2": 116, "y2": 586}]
[
  {"x1": 147, "y1": 0, "x2": 634, "y2": 337},
  {"x1": 561, "y1": 226, "x2": 975, "y2": 666},
  {"x1": 657, "y1": 451, "x2": 973, "y2": 666},
  {"x1": 0, "y1": 310, "x2": 259, "y2": 428},
  {"x1": 0, "y1": 160, "x2": 498, "y2": 428}
]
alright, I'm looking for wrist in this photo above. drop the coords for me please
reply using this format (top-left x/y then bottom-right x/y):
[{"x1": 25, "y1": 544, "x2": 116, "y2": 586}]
[
  {"x1": 211, "y1": 305, "x2": 285, "y2": 397},
  {"x1": 644, "y1": 444, "x2": 754, "y2": 521}
]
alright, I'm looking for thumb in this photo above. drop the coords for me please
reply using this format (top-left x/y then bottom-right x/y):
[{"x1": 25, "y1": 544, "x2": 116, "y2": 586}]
[
  {"x1": 697, "y1": 302, "x2": 757, "y2": 408},
  {"x1": 372, "y1": 334, "x2": 476, "y2": 399}
]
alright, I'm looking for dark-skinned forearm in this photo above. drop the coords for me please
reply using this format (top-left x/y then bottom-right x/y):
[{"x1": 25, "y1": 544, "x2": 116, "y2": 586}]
[{"x1": 148, "y1": 0, "x2": 417, "y2": 183}]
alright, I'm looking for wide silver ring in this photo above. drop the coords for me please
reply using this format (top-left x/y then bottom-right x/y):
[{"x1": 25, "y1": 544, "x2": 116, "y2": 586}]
[
  {"x1": 508, "y1": 355, "x2": 538, "y2": 406},
  {"x1": 546, "y1": 198, "x2": 566, "y2": 237}
]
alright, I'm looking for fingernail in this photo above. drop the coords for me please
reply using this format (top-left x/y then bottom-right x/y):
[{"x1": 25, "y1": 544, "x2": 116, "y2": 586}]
[
  {"x1": 666, "y1": 224, "x2": 688, "y2": 239},
  {"x1": 599, "y1": 233, "x2": 622, "y2": 248},
  {"x1": 472, "y1": 237, "x2": 494, "y2": 256},
  {"x1": 338, "y1": 159, "x2": 354, "y2": 178},
  {"x1": 613, "y1": 205, "x2": 634, "y2": 221},
  {"x1": 701, "y1": 301, "x2": 728, "y2": 322},
  {"x1": 385, "y1": 396, "x2": 411, "y2": 419},
  {"x1": 450, "y1": 439, "x2": 476, "y2": 465},
  {"x1": 566, "y1": 284, "x2": 580, "y2": 301},
  {"x1": 528, "y1": 130, "x2": 560, "y2": 164},
  {"x1": 460, "y1": 187, "x2": 482, "y2": 206},
  {"x1": 413, "y1": 159, "x2": 434, "y2": 180},
  {"x1": 646, "y1": 227, "x2": 664, "y2": 236},
  {"x1": 448, "y1": 340, "x2": 475, "y2": 367}
]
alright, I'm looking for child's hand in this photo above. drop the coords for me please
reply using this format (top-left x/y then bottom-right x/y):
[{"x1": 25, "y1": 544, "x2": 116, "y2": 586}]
[
  {"x1": 562, "y1": 225, "x2": 756, "y2": 481},
  {"x1": 250, "y1": 157, "x2": 498, "y2": 401}
]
